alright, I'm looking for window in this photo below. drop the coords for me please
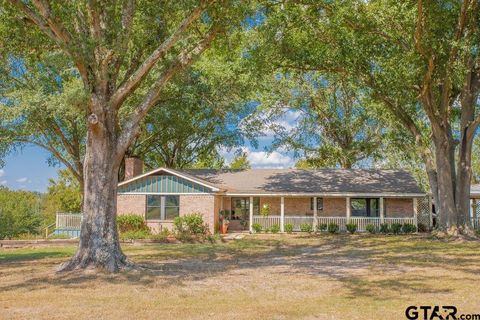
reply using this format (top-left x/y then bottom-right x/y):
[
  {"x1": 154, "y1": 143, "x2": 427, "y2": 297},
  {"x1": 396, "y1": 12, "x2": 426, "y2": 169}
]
[
  {"x1": 146, "y1": 195, "x2": 180, "y2": 220},
  {"x1": 351, "y1": 198, "x2": 379, "y2": 217},
  {"x1": 310, "y1": 198, "x2": 323, "y2": 211}
]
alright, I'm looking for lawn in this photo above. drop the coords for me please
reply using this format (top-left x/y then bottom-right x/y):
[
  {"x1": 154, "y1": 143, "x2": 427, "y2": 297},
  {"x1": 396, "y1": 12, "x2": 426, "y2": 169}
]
[{"x1": 0, "y1": 234, "x2": 479, "y2": 320}]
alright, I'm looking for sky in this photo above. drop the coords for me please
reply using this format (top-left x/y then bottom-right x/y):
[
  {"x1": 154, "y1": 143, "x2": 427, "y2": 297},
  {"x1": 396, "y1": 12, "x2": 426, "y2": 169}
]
[{"x1": 1, "y1": 110, "x2": 302, "y2": 193}]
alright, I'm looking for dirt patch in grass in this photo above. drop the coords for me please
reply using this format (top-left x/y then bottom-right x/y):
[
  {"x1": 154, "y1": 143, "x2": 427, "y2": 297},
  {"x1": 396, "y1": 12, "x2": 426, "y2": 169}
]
[{"x1": 0, "y1": 234, "x2": 479, "y2": 319}]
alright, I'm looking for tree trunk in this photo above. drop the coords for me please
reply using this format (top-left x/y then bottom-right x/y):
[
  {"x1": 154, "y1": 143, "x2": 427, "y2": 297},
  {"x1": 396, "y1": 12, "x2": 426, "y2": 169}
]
[
  {"x1": 456, "y1": 127, "x2": 474, "y2": 229},
  {"x1": 432, "y1": 129, "x2": 458, "y2": 231},
  {"x1": 59, "y1": 118, "x2": 129, "y2": 272}
]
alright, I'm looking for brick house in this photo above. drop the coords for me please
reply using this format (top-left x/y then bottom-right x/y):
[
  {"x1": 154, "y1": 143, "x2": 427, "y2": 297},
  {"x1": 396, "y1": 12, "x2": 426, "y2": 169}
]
[{"x1": 116, "y1": 158, "x2": 426, "y2": 233}]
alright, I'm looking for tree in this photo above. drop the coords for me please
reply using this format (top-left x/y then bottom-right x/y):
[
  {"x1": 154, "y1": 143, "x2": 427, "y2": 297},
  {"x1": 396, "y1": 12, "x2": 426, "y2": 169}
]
[
  {"x1": 2, "y1": 1, "x2": 253, "y2": 271},
  {"x1": 229, "y1": 151, "x2": 251, "y2": 169},
  {"x1": 0, "y1": 186, "x2": 42, "y2": 239},
  {"x1": 0, "y1": 59, "x2": 86, "y2": 193},
  {"x1": 253, "y1": 0, "x2": 480, "y2": 233},
  {"x1": 43, "y1": 169, "x2": 82, "y2": 224},
  {"x1": 255, "y1": 73, "x2": 385, "y2": 169},
  {"x1": 126, "y1": 57, "x2": 250, "y2": 170}
]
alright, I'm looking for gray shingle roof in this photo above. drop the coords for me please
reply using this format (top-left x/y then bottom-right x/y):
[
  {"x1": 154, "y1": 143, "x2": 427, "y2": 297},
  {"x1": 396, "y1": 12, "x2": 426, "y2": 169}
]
[{"x1": 181, "y1": 168, "x2": 424, "y2": 195}]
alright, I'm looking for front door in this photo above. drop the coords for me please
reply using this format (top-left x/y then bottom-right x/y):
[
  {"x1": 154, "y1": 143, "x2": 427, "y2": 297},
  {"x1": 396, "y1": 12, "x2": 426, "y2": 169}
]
[{"x1": 229, "y1": 197, "x2": 259, "y2": 231}]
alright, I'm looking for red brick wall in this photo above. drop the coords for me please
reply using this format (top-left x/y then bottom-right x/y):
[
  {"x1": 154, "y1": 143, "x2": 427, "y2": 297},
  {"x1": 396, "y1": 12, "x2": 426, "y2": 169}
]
[
  {"x1": 385, "y1": 198, "x2": 414, "y2": 218},
  {"x1": 117, "y1": 194, "x2": 146, "y2": 216},
  {"x1": 117, "y1": 194, "x2": 217, "y2": 233},
  {"x1": 179, "y1": 195, "x2": 217, "y2": 233}
]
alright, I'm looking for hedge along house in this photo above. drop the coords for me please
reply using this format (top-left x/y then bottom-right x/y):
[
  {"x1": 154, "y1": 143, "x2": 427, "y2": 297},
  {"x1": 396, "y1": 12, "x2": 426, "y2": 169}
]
[{"x1": 117, "y1": 158, "x2": 426, "y2": 233}]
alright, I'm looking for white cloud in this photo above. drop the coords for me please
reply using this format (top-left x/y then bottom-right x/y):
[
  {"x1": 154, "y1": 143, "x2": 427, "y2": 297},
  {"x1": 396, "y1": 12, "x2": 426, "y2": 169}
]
[
  {"x1": 0, "y1": 169, "x2": 4, "y2": 177},
  {"x1": 0, "y1": 180, "x2": 7, "y2": 186},
  {"x1": 16, "y1": 177, "x2": 28, "y2": 183},
  {"x1": 224, "y1": 146, "x2": 294, "y2": 168},
  {"x1": 247, "y1": 150, "x2": 294, "y2": 168}
]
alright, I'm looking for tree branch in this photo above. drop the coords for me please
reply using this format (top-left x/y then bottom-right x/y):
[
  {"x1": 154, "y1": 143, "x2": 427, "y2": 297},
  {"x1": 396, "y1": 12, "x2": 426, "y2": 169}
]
[
  {"x1": 117, "y1": 26, "x2": 219, "y2": 154},
  {"x1": 110, "y1": 2, "x2": 212, "y2": 109}
]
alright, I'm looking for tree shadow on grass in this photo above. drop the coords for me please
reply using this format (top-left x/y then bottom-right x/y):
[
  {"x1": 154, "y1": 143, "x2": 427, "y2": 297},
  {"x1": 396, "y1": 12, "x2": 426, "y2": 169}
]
[{"x1": 0, "y1": 235, "x2": 479, "y2": 300}]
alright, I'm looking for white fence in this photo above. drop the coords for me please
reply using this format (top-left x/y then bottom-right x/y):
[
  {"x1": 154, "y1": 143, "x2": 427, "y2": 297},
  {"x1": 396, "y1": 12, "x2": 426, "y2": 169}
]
[
  {"x1": 252, "y1": 215, "x2": 281, "y2": 230},
  {"x1": 284, "y1": 216, "x2": 315, "y2": 231},
  {"x1": 56, "y1": 213, "x2": 83, "y2": 229},
  {"x1": 252, "y1": 215, "x2": 417, "y2": 232}
]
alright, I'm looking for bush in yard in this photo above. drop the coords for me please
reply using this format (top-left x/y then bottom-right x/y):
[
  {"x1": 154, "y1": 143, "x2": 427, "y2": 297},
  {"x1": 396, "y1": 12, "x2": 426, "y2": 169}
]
[
  {"x1": 366, "y1": 224, "x2": 376, "y2": 234},
  {"x1": 149, "y1": 228, "x2": 170, "y2": 242},
  {"x1": 300, "y1": 223, "x2": 313, "y2": 233},
  {"x1": 270, "y1": 224, "x2": 280, "y2": 233},
  {"x1": 173, "y1": 213, "x2": 209, "y2": 242},
  {"x1": 327, "y1": 223, "x2": 339, "y2": 234},
  {"x1": 317, "y1": 223, "x2": 327, "y2": 232},
  {"x1": 391, "y1": 223, "x2": 402, "y2": 234},
  {"x1": 252, "y1": 223, "x2": 262, "y2": 233},
  {"x1": 284, "y1": 223, "x2": 294, "y2": 233},
  {"x1": 402, "y1": 223, "x2": 417, "y2": 234},
  {"x1": 475, "y1": 229, "x2": 480, "y2": 237},
  {"x1": 117, "y1": 214, "x2": 149, "y2": 233},
  {"x1": 346, "y1": 223, "x2": 357, "y2": 234},
  {"x1": 380, "y1": 223, "x2": 390, "y2": 234}
]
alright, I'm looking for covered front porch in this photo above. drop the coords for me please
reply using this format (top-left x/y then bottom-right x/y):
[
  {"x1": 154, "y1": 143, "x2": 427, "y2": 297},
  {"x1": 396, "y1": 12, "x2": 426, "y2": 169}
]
[{"x1": 221, "y1": 195, "x2": 420, "y2": 232}]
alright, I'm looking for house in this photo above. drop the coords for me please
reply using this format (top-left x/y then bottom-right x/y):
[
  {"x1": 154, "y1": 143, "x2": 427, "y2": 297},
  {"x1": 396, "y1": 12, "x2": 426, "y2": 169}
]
[{"x1": 116, "y1": 158, "x2": 426, "y2": 233}]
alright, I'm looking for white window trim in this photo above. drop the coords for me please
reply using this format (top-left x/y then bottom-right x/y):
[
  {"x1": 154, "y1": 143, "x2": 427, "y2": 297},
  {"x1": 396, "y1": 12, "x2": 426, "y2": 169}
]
[{"x1": 146, "y1": 195, "x2": 179, "y2": 221}]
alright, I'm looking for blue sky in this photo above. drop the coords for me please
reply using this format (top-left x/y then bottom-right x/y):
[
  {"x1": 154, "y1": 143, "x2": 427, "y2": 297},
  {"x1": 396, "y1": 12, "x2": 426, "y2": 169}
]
[{"x1": 1, "y1": 145, "x2": 59, "y2": 192}]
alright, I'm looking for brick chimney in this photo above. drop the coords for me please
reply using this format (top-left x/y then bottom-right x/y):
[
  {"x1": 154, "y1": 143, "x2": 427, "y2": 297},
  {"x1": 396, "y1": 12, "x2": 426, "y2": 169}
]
[{"x1": 124, "y1": 157, "x2": 144, "y2": 180}]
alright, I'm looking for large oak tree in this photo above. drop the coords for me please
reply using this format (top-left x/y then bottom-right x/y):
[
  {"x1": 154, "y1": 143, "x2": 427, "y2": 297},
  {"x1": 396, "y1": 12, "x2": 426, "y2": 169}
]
[{"x1": 2, "y1": 0, "x2": 252, "y2": 271}]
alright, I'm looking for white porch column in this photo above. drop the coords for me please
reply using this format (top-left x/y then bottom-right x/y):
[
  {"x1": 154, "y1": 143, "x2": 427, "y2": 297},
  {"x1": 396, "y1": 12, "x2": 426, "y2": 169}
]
[
  {"x1": 346, "y1": 197, "x2": 351, "y2": 223},
  {"x1": 280, "y1": 196, "x2": 285, "y2": 233},
  {"x1": 313, "y1": 196, "x2": 318, "y2": 232},
  {"x1": 249, "y1": 196, "x2": 253, "y2": 233},
  {"x1": 379, "y1": 197, "x2": 384, "y2": 224},
  {"x1": 413, "y1": 198, "x2": 418, "y2": 228}
]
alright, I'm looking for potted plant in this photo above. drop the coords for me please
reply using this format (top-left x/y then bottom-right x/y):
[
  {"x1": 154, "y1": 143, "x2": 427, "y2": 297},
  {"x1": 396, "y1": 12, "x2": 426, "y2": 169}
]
[
  {"x1": 220, "y1": 218, "x2": 229, "y2": 234},
  {"x1": 219, "y1": 210, "x2": 230, "y2": 234}
]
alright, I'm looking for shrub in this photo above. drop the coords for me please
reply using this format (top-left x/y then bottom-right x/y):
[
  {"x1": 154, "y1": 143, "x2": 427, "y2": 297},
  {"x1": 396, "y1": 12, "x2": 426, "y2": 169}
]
[
  {"x1": 391, "y1": 223, "x2": 402, "y2": 234},
  {"x1": 117, "y1": 214, "x2": 149, "y2": 233},
  {"x1": 173, "y1": 213, "x2": 209, "y2": 242},
  {"x1": 365, "y1": 224, "x2": 376, "y2": 234},
  {"x1": 417, "y1": 223, "x2": 428, "y2": 233},
  {"x1": 327, "y1": 223, "x2": 339, "y2": 234},
  {"x1": 402, "y1": 223, "x2": 417, "y2": 234},
  {"x1": 346, "y1": 223, "x2": 357, "y2": 234},
  {"x1": 380, "y1": 223, "x2": 390, "y2": 234},
  {"x1": 284, "y1": 223, "x2": 294, "y2": 233},
  {"x1": 270, "y1": 224, "x2": 280, "y2": 233},
  {"x1": 119, "y1": 229, "x2": 150, "y2": 240},
  {"x1": 149, "y1": 228, "x2": 170, "y2": 242},
  {"x1": 300, "y1": 223, "x2": 313, "y2": 233},
  {"x1": 317, "y1": 223, "x2": 328, "y2": 232},
  {"x1": 252, "y1": 223, "x2": 262, "y2": 233}
]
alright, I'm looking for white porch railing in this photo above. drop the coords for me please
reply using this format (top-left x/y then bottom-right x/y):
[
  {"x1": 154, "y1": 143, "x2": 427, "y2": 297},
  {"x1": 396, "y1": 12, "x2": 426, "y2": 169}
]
[
  {"x1": 252, "y1": 215, "x2": 417, "y2": 232},
  {"x1": 56, "y1": 213, "x2": 83, "y2": 229},
  {"x1": 252, "y1": 215, "x2": 281, "y2": 230},
  {"x1": 284, "y1": 216, "x2": 315, "y2": 231}
]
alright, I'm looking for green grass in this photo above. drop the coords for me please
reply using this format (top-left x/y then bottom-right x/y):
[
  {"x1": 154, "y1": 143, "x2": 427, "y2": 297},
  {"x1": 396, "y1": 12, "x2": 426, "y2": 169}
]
[{"x1": 1, "y1": 234, "x2": 479, "y2": 320}]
